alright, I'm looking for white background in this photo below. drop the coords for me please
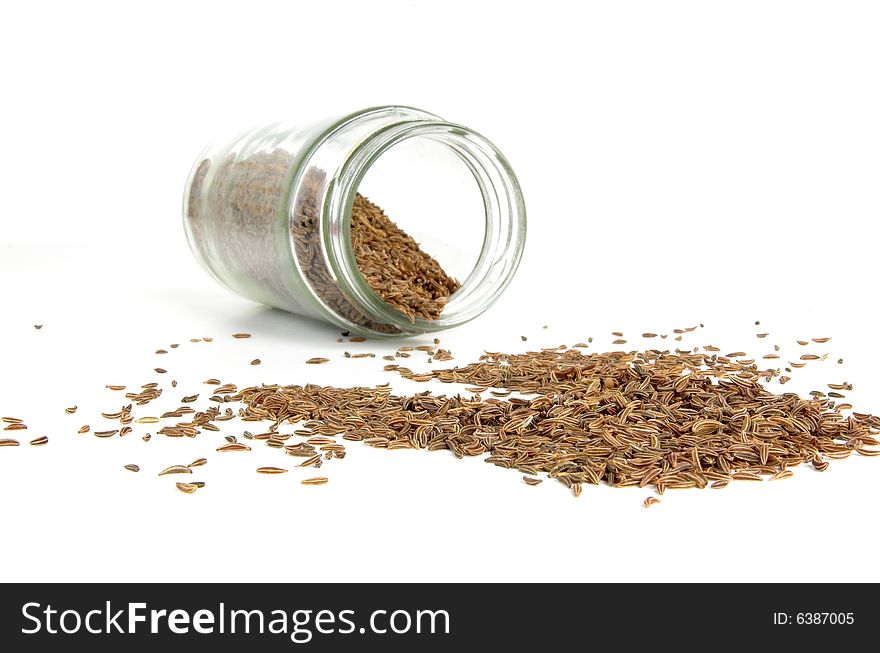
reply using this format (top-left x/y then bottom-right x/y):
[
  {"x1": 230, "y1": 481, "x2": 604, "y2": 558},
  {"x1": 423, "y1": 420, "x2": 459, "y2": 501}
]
[{"x1": 1, "y1": 0, "x2": 879, "y2": 582}]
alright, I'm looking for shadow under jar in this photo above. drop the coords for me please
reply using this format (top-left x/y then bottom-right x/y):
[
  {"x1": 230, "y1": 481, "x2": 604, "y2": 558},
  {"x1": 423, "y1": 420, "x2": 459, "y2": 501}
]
[{"x1": 183, "y1": 106, "x2": 527, "y2": 337}]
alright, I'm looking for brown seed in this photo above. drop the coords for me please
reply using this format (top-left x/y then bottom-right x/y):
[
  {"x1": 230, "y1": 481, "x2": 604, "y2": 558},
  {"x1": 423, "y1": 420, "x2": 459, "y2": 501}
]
[
  {"x1": 612, "y1": 339, "x2": 627, "y2": 345},
  {"x1": 106, "y1": 385, "x2": 126, "y2": 391},
  {"x1": 78, "y1": 425, "x2": 90, "y2": 434},
  {"x1": 523, "y1": 476, "x2": 542, "y2": 486},
  {"x1": 301, "y1": 477, "x2": 328, "y2": 485},
  {"x1": 124, "y1": 464, "x2": 140, "y2": 473},
  {"x1": 155, "y1": 349, "x2": 168, "y2": 354},
  {"x1": 154, "y1": 368, "x2": 167, "y2": 374},
  {"x1": 797, "y1": 340, "x2": 809, "y2": 346},
  {"x1": 188, "y1": 458, "x2": 208, "y2": 468},
  {"x1": 800, "y1": 354, "x2": 820, "y2": 361},
  {"x1": 256, "y1": 466, "x2": 287, "y2": 474},
  {"x1": 176, "y1": 482, "x2": 198, "y2": 494},
  {"x1": 571, "y1": 483, "x2": 582, "y2": 497},
  {"x1": 0, "y1": 438, "x2": 20, "y2": 447},
  {"x1": 756, "y1": 333, "x2": 769, "y2": 338},
  {"x1": 3, "y1": 423, "x2": 26, "y2": 431},
  {"x1": 643, "y1": 497, "x2": 661, "y2": 508},
  {"x1": 93, "y1": 430, "x2": 118, "y2": 438},
  {"x1": 298, "y1": 454, "x2": 323, "y2": 468},
  {"x1": 232, "y1": 333, "x2": 252, "y2": 339},
  {"x1": 158, "y1": 465, "x2": 192, "y2": 476},
  {"x1": 812, "y1": 459, "x2": 829, "y2": 472},
  {"x1": 250, "y1": 359, "x2": 261, "y2": 365},
  {"x1": 142, "y1": 434, "x2": 152, "y2": 442},
  {"x1": 812, "y1": 337, "x2": 831, "y2": 343},
  {"x1": 28, "y1": 435, "x2": 49, "y2": 446},
  {"x1": 217, "y1": 443, "x2": 251, "y2": 452},
  {"x1": 135, "y1": 417, "x2": 160, "y2": 424},
  {"x1": 65, "y1": 406, "x2": 78, "y2": 414},
  {"x1": 306, "y1": 357, "x2": 330, "y2": 364},
  {"x1": 34, "y1": 324, "x2": 43, "y2": 330},
  {"x1": 642, "y1": 333, "x2": 657, "y2": 338}
]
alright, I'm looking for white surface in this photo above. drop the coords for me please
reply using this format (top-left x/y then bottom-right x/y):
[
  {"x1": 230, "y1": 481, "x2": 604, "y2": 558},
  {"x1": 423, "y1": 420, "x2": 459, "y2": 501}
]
[{"x1": 1, "y1": 1, "x2": 879, "y2": 583}]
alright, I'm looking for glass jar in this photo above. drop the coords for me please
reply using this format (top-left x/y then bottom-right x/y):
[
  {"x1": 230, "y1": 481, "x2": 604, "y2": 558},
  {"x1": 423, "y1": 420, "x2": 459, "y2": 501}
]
[{"x1": 183, "y1": 106, "x2": 526, "y2": 336}]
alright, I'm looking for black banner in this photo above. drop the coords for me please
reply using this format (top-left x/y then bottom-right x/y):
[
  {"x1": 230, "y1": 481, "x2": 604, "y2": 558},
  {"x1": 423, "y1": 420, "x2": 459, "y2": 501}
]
[{"x1": 0, "y1": 583, "x2": 869, "y2": 650}]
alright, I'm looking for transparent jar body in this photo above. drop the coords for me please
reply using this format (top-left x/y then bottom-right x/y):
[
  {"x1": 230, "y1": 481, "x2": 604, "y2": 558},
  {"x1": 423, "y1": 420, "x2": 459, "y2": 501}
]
[{"x1": 183, "y1": 106, "x2": 526, "y2": 336}]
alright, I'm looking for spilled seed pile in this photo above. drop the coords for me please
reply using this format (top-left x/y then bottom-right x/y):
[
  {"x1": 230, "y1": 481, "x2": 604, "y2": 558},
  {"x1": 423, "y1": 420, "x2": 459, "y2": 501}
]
[
  {"x1": 187, "y1": 151, "x2": 459, "y2": 332},
  {"x1": 4, "y1": 327, "x2": 879, "y2": 499}
]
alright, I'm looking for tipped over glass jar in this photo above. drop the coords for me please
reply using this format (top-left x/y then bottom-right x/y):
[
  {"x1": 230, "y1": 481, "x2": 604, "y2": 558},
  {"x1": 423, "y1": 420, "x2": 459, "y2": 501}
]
[{"x1": 183, "y1": 106, "x2": 526, "y2": 337}]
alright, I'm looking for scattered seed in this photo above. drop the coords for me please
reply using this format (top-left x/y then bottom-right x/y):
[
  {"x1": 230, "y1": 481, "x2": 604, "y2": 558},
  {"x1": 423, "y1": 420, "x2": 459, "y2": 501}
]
[
  {"x1": 523, "y1": 476, "x2": 542, "y2": 486},
  {"x1": 217, "y1": 443, "x2": 251, "y2": 452},
  {"x1": 78, "y1": 425, "x2": 90, "y2": 434},
  {"x1": 3, "y1": 423, "x2": 26, "y2": 431},
  {"x1": 306, "y1": 357, "x2": 330, "y2": 364},
  {"x1": 0, "y1": 439, "x2": 20, "y2": 447},
  {"x1": 232, "y1": 333, "x2": 251, "y2": 339},
  {"x1": 188, "y1": 458, "x2": 208, "y2": 468},
  {"x1": 93, "y1": 430, "x2": 118, "y2": 438},
  {"x1": 159, "y1": 465, "x2": 192, "y2": 476},
  {"x1": 643, "y1": 497, "x2": 660, "y2": 508},
  {"x1": 256, "y1": 467, "x2": 287, "y2": 474},
  {"x1": 28, "y1": 436, "x2": 48, "y2": 446},
  {"x1": 250, "y1": 359, "x2": 261, "y2": 365},
  {"x1": 124, "y1": 464, "x2": 140, "y2": 473},
  {"x1": 135, "y1": 417, "x2": 160, "y2": 424},
  {"x1": 65, "y1": 406, "x2": 77, "y2": 414},
  {"x1": 301, "y1": 477, "x2": 328, "y2": 485},
  {"x1": 176, "y1": 482, "x2": 198, "y2": 494}
]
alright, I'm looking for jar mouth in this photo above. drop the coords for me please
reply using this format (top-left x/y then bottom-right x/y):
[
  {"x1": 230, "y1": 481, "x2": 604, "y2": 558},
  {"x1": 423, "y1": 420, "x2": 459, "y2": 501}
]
[{"x1": 325, "y1": 119, "x2": 527, "y2": 335}]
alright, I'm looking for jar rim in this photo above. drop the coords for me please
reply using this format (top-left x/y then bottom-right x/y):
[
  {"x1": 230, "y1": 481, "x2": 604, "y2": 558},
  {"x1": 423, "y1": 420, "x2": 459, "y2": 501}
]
[{"x1": 322, "y1": 108, "x2": 527, "y2": 335}]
